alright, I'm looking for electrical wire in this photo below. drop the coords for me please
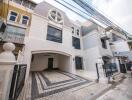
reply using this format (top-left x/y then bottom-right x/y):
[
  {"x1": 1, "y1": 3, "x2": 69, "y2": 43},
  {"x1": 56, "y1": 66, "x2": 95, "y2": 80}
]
[
  {"x1": 60, "y1": 0, "x2": 92, "y2": 17},
  {"x1": 54, "y1": 0, "x2": 90, "y2": 20}
]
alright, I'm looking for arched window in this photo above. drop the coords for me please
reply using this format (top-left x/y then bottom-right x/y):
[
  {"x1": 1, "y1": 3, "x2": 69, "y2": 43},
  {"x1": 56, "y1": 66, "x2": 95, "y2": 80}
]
[{"x1": 48, "y1": 9, "x2": 63, "y2": 24}]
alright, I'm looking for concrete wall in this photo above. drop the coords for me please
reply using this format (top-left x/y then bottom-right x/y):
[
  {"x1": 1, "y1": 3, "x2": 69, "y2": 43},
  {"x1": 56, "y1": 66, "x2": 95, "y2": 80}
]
[
  {"x1": 83, "y1": 46, "x2": 100, "y2": 71},
  {"x1": 82, "y1": 30, "x2": 101, "y2": 72},
  {"x1": 58, "y1": 55, "x2": 71, "y2": 73},
  {"x1": 112, "y1": 41, "x2": 130, "y2": 52},
  {"x1": 82, "y1": 29, "x2": 113, "y2": 72}
]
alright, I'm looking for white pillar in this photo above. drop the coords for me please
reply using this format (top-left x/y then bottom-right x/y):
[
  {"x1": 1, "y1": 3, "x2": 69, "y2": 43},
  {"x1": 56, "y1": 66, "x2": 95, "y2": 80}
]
[
  {"x1": 0, "y1": 43, "x2": 16, "y2": 100},
  {"x1": 115, "y1": 57, "x2": 120, "y2": 72},
  {"x1": 97, "y1": 58, "x2": 108, "y2": 84},
  {"x1": 98, "y1": 63, "x2": 108, "y2": 83}
]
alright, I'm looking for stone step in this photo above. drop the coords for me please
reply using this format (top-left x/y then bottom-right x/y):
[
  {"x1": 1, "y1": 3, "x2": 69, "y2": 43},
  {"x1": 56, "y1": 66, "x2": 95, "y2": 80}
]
[{"x1": 112, "y1": 73, "x2": 125, "y2": 82}]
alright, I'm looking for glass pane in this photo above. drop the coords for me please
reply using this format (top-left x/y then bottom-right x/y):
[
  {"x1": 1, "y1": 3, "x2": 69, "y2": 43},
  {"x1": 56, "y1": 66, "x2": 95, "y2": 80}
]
[
  {"x1": 57, "y1": 17, "x2": 62, "y2": 22},
  {"x1": 9, "y1": 16, "x2": 16, "y2": 21},
  {"x1": 22, "y1": 1, "x2": 29, "y2": 8},
  {"x1": 47, "y1": 26, "x2": 62, "y2": 43},
  {"x1": 77, "y1": 29, "x2": 79, "y2": 35},
  {"x1": 30, "y1": 3, "x2": 36, "y2": 10},
  {"x1": 11, "y1": 11, "x2": 17, "y2": 16},
  {"x1": 72, "y1": 36, "x2": 81, "y2": 49},
  {"x1": 13, "y1": 0, "x2": 22, "y2": 4},
  {"x1": 51, "y1": 11, "x2": 56, "y2": 15},
  {"x1": 23, "y1": 16, "x2": 29, "y2": 20},
  {"x1": 6, "y1": 25, "x2": 25, "y2": 35},
  {"x1": 22, "y1": 20, "x2": 27, "y2": 25},
  {"x1": 51, "y1": 14, "x2": 55, "y2": 20},
  {"x1": 57, "y1": 12, "x2": 61, "y2": 18}
]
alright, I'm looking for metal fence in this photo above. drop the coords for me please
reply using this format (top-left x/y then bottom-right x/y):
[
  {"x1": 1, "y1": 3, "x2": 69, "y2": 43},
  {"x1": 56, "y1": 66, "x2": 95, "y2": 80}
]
[
  {"x1": 9, "y1": 64, "x2": 27, "y2": 100},
  {"x1": 104, "y1": 63, "x2": 118, "y2": 77}
]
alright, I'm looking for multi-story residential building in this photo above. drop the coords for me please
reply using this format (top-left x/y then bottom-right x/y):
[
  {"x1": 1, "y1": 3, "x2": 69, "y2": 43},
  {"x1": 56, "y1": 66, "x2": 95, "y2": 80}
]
[
  {"x1": 22, "y1": 1, "x2": 84, "y2": 79},
  {"x1": 81, "y1": 20, "x2": 116, "y2": 79},
  {"x1": 21, "y1": 1, "x2": 130, "y2": 81},
  {"x1": 105, "y1": 26, "x2": 130, "y2": 73},
  {"x1": 0, "y1": 0, "x2": 37, "y2": 57}
]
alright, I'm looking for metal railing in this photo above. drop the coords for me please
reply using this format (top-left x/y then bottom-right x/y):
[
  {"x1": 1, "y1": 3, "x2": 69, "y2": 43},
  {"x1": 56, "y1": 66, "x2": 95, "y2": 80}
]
[
  {"x1": 2, "y1": 32, "x2": 25, "y2": 44},
  {"x1": 9, "y1": 64, "x2": 27, "y2": 100}
]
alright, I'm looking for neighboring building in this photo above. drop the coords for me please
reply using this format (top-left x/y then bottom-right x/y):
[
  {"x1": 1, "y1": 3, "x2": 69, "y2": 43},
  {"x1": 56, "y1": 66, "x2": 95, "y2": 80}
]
[
  {"x1": 81, "y1": 20, "x2": 115, "y2": 78},
  {"x1": 105, "y1": 26, "x2": 130, "y2": 73},
  {"x1": 0, "y1": 0, "x2": 37, "y2": 57}
]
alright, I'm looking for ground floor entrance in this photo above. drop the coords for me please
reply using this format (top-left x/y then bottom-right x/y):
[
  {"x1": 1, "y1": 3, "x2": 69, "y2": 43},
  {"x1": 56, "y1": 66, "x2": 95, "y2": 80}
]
[
  {"x1": 48, "y1": 58, "x2": 54, "y2": 70},
  {"x1": 30, "y1": 52, "x2": 72, "y2": 73},
  {"x1": 75, "y1": 56, "x2": 83, "y2": 70}
]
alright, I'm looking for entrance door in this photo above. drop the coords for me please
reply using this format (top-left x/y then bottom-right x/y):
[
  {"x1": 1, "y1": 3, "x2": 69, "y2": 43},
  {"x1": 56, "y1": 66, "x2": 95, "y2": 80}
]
[
  {"x1": 120, "y1": 64, "x2": 127, "y2": 73},
  {"x1": 75, "y1": 57, "x2": 83, "y2": 69},
  {"x1": 48, "y1": 58, "x2": 54, "y2": 70}
]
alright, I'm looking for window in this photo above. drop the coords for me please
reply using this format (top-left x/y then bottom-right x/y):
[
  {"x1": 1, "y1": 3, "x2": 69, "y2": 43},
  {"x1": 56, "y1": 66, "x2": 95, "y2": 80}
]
[
  {"x1": 6, "y1": 25, "x2": 25, "y2": 36},
  {"x1": 112, "y1": 34, "x2": 122, "y2": 42},
  {"x1": 22, "y1": 0, "x2": 30, "y2": 8},
  {"x1": 72, "y1": 36, "x2": 81, "y2": 49},
  {"x1": 30, "y1": 3, "x2": 36, "y2": 10},
  {"x1": 75, "y1": 56, "x2": 83, "y2": 69},
  {"x1": 47, "y1": 26, "x2": 62, "y2": 43},
  {"x1": 48, "y1": 9, "x2": 63, "y2": 24},
  {"x1": 77, "y1": 29, "x2": 80, "y2": 36},
  {"x1": 5, "y1": 25, "x2": 25, "y2": 43},
  {"x1": 71, "y1": 27, "x2": 74, "y2": 34},
  {"x1": 101, "y1": 39, "x2": 107, "y2": 49},
  {"x1": 9, "y1": 11, "x2": 18, "y2": 22},
  {"x1": 13, "y1": 0, "x2": 22, "y2": 4},
  {"x1": 21, "y1": 16, "x2": 29, "y2": 25}
]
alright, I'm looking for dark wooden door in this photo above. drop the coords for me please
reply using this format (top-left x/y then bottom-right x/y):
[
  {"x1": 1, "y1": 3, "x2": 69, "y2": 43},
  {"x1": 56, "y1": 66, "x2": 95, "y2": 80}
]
[
  {"x1": 75, "y1": 57, "x2": 83, "y2": 69},
  {"x1": 120, "y1": 64, "x2": 127, "y2": 73},
  {"x1": 48, "y1": 58, "x2": 54, "y2": 70}
]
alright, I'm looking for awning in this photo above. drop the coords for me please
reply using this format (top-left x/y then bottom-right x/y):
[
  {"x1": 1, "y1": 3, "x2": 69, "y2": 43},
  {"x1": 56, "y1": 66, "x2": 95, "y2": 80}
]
[{"x1": 113, "y1": 51, "x2": 132, "y2": 57}]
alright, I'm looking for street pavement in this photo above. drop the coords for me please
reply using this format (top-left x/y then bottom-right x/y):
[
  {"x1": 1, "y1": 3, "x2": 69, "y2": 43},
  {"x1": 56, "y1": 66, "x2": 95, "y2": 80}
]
[{"x1": 97, "y1": 75, "x2": 132, "y2": 100}]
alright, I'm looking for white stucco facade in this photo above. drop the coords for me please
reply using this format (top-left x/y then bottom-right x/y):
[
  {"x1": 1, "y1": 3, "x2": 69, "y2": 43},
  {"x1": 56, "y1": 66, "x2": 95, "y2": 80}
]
[
  {"x1": 20, "y1": 1, "x2": 130, "y2": 81},
  {"x1": 22, "y1": 2, "x2": 83, "y2": 79}
]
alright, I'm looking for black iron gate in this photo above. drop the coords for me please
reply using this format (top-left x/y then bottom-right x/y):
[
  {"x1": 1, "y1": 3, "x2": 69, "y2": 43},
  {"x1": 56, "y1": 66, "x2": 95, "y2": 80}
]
[{"x1": 9, "y1": 64, "x2": 27, "y2": 100}]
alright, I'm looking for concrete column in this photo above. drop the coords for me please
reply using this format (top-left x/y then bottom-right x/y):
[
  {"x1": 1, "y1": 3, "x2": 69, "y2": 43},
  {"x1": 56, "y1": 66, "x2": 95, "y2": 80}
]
[
  {"x1": 0, "y1": 43, "x2": 16, "y2": 100},
  {"x1": 97, "y1": 58, "x2": 108, "y2": 83},
  {"x1": 98, "y1": 63, "x2": 108, "y2": 83},
  {"x1": 115, "y1": 58, "x2": 120, "y2": 72}
]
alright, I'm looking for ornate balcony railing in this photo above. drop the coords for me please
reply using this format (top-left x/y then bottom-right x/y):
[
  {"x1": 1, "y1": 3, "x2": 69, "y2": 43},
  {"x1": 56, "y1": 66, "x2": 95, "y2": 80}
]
[{"x1": 2, "y1": 32, "x2": 25, "y2": 44}]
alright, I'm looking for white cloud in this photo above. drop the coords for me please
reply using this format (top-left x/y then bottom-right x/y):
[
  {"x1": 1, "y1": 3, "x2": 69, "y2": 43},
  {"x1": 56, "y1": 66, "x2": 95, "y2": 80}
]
[{"x1": 92, "y1": 0, "x2": 132, "y2": 34}]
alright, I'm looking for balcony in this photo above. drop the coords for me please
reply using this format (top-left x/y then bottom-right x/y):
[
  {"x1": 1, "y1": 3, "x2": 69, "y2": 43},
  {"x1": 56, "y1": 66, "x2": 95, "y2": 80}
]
[
  {"x1": 2, "y1": 32, "x2": 25, "y2": 44},
  {"x1": 0, "y1": 25, "x2": 26, "y2": 44}
]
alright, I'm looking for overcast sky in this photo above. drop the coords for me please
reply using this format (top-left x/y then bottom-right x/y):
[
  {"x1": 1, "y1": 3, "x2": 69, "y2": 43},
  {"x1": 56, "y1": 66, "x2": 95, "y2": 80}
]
[{"x1": 33, "y1": 0, "x2": 132, "y2": 34}]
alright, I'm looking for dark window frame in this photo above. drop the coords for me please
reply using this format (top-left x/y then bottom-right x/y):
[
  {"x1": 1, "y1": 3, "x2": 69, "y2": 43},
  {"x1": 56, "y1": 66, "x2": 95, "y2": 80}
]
[
  {"x1": 9, "y1": 11, "x2": 18, "y2": 22},
  {"x1": 72, "y1": 36, "x2": 81, "y2": 49},
  {"x1": 47, "y1": 25, "x2": 62, "y2": 43},
  {"x1": 101, "y1": 38, "x2": 107, "y2": 49},
  {"x1": 76, "y1": 29, "x2": 80, "y2": 36},
  {"x1": 71, "y1": 27, "x2": 74, "y2": 34}
]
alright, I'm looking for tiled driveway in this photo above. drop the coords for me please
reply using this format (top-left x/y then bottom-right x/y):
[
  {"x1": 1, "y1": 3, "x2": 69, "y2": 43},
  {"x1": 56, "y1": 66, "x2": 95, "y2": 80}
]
[
  {"x1": 18, "y1": 70, "x2": 111, "y2": 100},
  {"x1": 18, "y1": 70, "x2": 91, "y2": 100},
  {"x1": 31, "y1": 70, "x2": 91, "y2": 100}
]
